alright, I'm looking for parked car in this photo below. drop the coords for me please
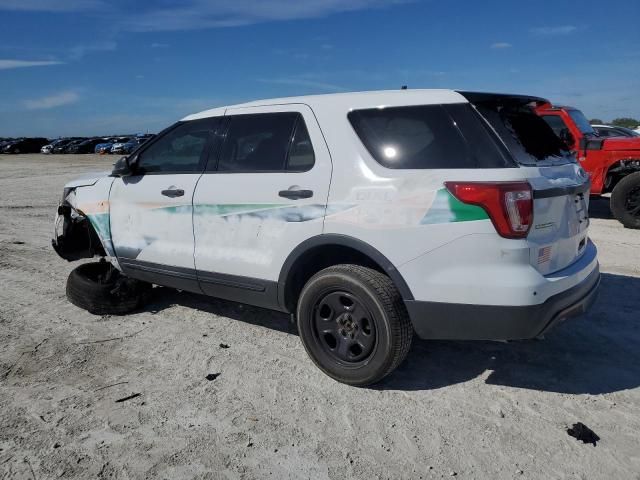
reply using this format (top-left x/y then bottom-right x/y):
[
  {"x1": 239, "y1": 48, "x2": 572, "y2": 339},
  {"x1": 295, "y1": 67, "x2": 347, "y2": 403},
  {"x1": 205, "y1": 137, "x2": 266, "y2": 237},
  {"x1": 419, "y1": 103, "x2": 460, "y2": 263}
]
[
  {"x1": 591, "y1": 124, "x2": 640, "y2": 138},
  {"x1": 537, "y1": 104, "x2": 640, "y2": 228},
  {"x1": 67, "y1": 138, "x2": 108, "y2": 154},
  {"x1": 42, "y1": 138, "x2": 73, "y2": 154},
  {"x1": 2, "y1": 137, "x2": 49, "y2": 154},
  {"x1": 55, "y1": 139, "x2": 86, "y2": 154},
  {"x1": 0, "y1": 138, "x2": 16, "y2": 150},
  {"x1": 94, "y1": 139, "x2": 117, "y2": 154},
  {"x1": 120, "y1": 136, "x2": 154, "y2": 154},
  {"x1": 109, "y1": 138, "x2": 132, "y2": 155},
  {"x1": 52, "y1": 89, "x2": 599, "y2": 386}
]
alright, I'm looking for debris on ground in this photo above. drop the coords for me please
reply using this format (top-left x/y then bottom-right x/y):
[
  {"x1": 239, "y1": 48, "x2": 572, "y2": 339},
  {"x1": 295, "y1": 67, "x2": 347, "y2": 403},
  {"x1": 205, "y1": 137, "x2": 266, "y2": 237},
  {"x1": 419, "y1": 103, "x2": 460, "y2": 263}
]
[
  {"x1": 115, "y1": 393, "x2": 141, "y2": 403},
  {"x1": 206, "y1": 373, "x2": 220, "y2": 381},
  {"x1": 567, "y1": 422, "x2": 600, "y2": 446},
  {"x1": 219, "y1": 343, "x2": 229, "y2": 349}
]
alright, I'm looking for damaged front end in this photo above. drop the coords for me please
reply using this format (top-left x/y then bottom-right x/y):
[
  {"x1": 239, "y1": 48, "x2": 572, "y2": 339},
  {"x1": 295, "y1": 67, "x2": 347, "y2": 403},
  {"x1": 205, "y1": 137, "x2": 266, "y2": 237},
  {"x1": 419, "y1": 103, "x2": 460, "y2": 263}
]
[{"x1": 52, "y1": 189, "x2": 106, "y2": 261}]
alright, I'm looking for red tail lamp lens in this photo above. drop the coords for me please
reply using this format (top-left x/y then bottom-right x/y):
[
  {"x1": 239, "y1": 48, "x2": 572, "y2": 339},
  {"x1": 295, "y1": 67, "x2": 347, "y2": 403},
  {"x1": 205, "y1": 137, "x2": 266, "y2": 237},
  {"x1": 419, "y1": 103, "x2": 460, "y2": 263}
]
[{"x1": 445, "y1": 182, "x2": 533, "y2": 239}]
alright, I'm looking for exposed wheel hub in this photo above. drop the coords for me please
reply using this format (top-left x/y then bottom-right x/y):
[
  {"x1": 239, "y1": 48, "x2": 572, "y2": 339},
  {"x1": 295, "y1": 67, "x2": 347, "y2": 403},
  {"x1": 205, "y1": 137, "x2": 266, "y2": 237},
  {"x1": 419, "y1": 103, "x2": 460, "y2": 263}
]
[{"x1": 312, "y1": 291, "x2": 376, "y2": 363}]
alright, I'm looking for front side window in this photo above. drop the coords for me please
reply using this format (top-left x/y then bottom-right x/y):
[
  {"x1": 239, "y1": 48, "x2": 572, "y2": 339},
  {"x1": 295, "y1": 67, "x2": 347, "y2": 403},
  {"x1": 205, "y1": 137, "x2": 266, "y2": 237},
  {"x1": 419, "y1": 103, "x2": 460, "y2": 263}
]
[
  {"x1": 137, "y1": 119, "x2": 216, "y2": 174},
  {"x1": 217, "y1": 112, "x2": 302, "y2": 172},
  {"x1": 286, "y1": 119, "x2": 315, "y2": 171},
  {"x1": 348, "y1": 104, "x2": 512, "y2": 169}
]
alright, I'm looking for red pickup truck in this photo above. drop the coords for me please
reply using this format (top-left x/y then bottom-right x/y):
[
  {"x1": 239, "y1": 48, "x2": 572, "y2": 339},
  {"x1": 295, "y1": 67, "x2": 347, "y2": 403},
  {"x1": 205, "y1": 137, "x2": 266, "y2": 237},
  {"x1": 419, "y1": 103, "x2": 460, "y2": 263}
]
[{"x1": 535, "y1": 102, "x2": 640, "y2": 228}]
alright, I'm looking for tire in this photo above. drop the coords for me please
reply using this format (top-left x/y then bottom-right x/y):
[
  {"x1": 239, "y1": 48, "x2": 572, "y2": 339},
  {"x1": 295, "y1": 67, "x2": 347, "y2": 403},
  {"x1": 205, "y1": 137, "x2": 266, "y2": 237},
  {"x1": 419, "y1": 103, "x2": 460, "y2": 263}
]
[
  {"x1": 610, "y1": 171, "x2": 640, "y2": 229},
  {"x1": 66, "y1": 262, "x2": 151, "y2": 315},
  {"x1": 296, "y1": 264, "x2": 413, "y2": 386},
  {"x1": 13, "y1": 148, "x2": 20, "y2": 154}
]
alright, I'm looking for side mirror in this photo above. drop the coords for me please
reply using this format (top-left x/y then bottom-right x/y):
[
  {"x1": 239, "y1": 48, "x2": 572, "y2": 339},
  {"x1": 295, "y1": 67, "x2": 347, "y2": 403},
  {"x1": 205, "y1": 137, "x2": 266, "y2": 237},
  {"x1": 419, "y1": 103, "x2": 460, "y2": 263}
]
[{"x1": 111, "y1": 156, "x2": 133, "y2": 177}]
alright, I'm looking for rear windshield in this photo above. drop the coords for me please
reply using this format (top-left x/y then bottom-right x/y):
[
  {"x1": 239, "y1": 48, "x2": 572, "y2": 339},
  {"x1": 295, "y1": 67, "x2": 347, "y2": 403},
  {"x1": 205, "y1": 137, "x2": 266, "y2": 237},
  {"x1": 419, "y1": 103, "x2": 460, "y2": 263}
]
[
  {"x1": 568, "y1": 109, "x2": 596, "y2": 135},
  {"x1": 348, "y1": 104, "x2": 514, "y2": 169},
  {"x1": 474, "y1": 102, "x2": 573, "y2": 165}
]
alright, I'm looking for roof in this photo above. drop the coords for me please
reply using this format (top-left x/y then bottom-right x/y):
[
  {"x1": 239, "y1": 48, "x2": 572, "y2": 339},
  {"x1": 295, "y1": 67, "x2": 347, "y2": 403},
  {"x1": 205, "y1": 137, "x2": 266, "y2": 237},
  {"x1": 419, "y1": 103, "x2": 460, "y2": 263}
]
[{"x1": 182, "y1": 89, "x2": 468, "y2": 121}]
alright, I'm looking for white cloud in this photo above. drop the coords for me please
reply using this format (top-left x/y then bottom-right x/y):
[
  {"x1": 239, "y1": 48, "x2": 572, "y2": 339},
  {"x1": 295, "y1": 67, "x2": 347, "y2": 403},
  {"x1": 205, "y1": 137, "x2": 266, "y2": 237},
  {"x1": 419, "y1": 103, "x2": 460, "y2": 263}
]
[
  {"x1": 0, "y1": 59, "x2": 63, "y2": 70},
  {"x1": 490, "y1": 42, "x2": 512, "y2": 49},
  {"x1": 68, "y1": 41, "x2": 116, "y2": 60},
  {"x1": 121, "y1": 0, "x2": 412, "y2": 32},
  {"x1": 24, "y1": 91, "x2": 79, "y2": 110},
  {"x1": 0, "y1": 0, "x2": 105, "y2": 11},
  {"x1": 531, "y1": 25, "x2": 578, "y2": 36}
]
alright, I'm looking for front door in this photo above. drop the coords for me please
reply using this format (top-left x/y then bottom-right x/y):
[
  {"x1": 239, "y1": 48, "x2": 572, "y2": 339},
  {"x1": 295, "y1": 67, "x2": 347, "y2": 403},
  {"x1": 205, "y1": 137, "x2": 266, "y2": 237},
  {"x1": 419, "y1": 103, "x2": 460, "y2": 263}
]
[
  {"x1": 110, "y1": 118, "x2": 219, "y2": 292},
  {"x1": 193, "y1": 104, "x2": 332, "y2": 309}
]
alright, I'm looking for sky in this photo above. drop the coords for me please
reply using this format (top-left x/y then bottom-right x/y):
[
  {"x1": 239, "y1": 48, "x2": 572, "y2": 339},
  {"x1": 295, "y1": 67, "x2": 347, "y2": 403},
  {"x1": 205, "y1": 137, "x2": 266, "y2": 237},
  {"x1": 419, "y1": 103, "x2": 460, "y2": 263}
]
[{"x1": 0, "y1": 0, "x2": 639, "y2": 137}]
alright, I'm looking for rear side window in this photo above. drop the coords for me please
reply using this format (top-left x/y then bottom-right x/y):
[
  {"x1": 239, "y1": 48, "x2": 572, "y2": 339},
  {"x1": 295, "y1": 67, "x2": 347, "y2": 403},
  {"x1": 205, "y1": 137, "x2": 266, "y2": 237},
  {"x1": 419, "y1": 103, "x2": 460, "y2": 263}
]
[
  {"x1": 215, "y1": 112, "x2": 314, "y2": 172},
  {"x1": 348, "y1": 104, "x2": 513, "y2": 169}
]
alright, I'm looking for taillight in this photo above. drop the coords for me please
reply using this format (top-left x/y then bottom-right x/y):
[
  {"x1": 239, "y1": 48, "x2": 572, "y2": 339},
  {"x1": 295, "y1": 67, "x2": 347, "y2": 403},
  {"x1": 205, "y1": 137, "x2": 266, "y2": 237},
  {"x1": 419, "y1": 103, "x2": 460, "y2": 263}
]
[{"x1": 445, "y1": 182, "x2": 533, "y2": 239}]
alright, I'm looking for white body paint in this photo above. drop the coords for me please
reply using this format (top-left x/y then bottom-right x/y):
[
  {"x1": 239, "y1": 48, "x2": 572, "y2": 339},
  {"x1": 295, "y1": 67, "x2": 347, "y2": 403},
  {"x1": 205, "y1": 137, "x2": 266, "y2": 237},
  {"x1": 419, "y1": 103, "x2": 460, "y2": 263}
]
[{"x1": 56, "y1": 89, "x2": 598, "y2": 309}]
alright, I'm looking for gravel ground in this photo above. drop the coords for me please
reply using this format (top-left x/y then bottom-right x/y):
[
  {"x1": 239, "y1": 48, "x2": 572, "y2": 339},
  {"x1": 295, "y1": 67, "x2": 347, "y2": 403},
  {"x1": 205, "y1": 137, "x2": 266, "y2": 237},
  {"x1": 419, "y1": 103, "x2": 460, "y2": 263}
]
[{"x1": 1, "y1": 154, "x2": 639, "y2": 480}]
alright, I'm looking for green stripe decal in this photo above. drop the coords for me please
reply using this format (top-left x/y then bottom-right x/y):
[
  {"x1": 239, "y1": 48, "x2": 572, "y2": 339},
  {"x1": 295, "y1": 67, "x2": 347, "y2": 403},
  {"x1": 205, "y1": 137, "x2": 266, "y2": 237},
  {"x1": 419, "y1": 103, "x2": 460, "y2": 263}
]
[
  {"x1": 421, "y1": 188, "x2": 489, "y2": 224},
  {"x1": 87, "y1": 212, "x2": 111, "y2": 240},
  {"x1": 193, "y1": 204, "x2": 284, "y2": 216}
]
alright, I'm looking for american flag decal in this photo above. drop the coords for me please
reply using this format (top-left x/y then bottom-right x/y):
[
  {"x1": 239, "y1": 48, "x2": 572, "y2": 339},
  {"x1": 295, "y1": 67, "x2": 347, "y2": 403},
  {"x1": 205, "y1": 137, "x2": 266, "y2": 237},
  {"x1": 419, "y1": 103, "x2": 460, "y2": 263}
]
[{"x1": 538, "y1": 246, "x2": 552, "y2": 264}]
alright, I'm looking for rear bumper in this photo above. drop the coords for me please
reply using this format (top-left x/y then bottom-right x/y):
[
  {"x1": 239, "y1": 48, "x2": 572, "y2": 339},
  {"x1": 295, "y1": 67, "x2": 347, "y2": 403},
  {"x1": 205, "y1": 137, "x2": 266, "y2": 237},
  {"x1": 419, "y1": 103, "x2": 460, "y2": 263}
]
[{"x1": 405, "y1": 265, "x2": 600, "y2": 340}]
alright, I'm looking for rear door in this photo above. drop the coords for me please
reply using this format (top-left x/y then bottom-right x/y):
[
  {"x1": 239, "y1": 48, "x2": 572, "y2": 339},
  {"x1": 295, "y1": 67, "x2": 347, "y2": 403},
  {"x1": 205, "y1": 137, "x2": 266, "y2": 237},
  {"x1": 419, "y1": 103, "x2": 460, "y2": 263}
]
[
  {"x1": 110, "y1": 118, "x2": 219, "y2": 291},
  {"x1": 192, "y1": 104, "x2": 332, "y2": 308},
  {"x1": 468, "y1": 95, "x2": 591, "y2": 274}
]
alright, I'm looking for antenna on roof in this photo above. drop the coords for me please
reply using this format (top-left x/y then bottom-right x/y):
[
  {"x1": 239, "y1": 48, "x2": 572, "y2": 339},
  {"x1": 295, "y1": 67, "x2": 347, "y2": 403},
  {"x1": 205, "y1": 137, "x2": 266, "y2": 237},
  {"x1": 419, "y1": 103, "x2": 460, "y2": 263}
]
[{"x1": 401, "y1": 85, "x2": 408, "y2": 90}]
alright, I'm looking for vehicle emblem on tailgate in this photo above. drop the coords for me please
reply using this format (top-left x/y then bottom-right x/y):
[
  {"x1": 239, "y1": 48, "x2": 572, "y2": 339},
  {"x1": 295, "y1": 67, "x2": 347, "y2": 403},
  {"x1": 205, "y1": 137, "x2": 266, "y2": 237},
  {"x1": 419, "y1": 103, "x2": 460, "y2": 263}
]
[{"x1": 535, "y1": 222, "x2": 555, "y2": 230}]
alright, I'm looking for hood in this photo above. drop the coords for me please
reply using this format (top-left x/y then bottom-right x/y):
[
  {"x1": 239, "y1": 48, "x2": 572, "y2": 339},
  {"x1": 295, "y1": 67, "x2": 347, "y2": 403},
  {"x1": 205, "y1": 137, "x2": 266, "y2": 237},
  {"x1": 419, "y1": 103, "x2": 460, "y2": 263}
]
[
  {"x1": 64, "y1": 171, "x2": 111, "y2": 188},
  {"x1": 602, "y1": 136, "x2": 640, "y2": 152}
]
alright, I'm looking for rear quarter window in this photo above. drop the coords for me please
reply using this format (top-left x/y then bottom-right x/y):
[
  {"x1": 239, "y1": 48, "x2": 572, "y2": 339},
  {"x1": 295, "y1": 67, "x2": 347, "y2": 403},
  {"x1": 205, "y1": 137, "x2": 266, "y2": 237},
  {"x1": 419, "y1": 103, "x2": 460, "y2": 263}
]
[{"x1": 348, "y1": 104, "x2": 513, "y2": 169}]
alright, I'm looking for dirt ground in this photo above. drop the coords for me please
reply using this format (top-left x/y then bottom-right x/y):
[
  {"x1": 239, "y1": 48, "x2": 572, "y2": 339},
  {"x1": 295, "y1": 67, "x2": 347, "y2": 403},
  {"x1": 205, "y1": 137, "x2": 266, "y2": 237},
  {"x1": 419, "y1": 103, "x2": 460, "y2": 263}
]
[{"x1": 1, "y1": 154, "x2": 639, "y2": 480}]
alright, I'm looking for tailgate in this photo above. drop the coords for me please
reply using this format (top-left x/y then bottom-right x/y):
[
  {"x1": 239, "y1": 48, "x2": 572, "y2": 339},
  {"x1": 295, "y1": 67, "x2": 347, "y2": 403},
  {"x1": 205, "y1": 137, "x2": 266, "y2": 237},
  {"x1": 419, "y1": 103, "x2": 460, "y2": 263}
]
[{"x1": 528, "y1": 166, "x2": 591, "y2": 275}]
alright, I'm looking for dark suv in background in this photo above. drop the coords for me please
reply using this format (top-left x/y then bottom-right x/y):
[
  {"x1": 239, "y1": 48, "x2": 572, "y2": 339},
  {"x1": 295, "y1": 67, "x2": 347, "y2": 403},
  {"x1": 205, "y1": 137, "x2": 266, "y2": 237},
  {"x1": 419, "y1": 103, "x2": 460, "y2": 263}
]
[{"x1": 1, "y1": 137, "x2": 49, "y2": 154}]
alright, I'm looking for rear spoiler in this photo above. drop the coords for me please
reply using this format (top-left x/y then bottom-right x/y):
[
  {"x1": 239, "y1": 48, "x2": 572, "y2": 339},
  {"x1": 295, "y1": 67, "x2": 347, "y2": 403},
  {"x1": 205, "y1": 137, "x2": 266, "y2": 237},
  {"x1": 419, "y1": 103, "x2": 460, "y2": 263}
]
[{"x1": 457, "y1": 91, "x2": 549, "y2": 107}]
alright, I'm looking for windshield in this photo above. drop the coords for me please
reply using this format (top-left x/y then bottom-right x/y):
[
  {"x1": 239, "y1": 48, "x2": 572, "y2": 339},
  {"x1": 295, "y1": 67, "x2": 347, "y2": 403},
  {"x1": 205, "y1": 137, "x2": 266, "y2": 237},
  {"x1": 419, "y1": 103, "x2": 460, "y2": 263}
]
[
  {"x1": 474, "y1": 102, "x2": 573, "y2": 165},
  {"x1": 568, "y1": 109, "x2": 595, "y2": 135}
]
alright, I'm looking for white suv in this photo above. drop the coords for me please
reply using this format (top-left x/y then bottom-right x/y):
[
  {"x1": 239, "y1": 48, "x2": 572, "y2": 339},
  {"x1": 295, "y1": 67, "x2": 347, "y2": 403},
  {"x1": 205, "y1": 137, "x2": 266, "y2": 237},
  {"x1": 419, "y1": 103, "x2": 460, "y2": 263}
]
[{"x1": 53, "y1": 89, "x2": 600, "y2": 385}]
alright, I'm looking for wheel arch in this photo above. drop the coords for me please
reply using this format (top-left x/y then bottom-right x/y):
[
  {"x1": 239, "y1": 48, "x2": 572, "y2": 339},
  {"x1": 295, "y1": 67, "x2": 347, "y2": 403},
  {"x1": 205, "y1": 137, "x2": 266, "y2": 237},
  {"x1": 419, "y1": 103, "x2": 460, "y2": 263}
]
[
  {"x1": 604, "y1": 158, "x2": 640, "y2": 193},
  {"x1": 277, "y1": 234, "x2": 414, "y2": 313}
]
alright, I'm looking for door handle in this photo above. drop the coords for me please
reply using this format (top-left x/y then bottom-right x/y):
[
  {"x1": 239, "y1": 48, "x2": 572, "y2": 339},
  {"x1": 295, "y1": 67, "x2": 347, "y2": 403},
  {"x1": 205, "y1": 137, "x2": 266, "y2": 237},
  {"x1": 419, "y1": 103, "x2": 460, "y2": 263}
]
[
  {"x1": 161, "y1": 188, "x2": 185, "y2": 198},
  {"x1": 278, "y1": 189, "x2": 313, "y2": 200}
]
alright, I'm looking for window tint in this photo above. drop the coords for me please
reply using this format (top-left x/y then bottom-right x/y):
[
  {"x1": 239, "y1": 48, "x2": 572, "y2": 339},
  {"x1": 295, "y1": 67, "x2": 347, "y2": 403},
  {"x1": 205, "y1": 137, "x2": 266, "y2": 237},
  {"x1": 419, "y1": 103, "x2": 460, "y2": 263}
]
[
  {"x1": 137, "y1": 120, "x2": 215, "y2": 173},
  {"x1": 348, "y1": 104, "x2": 512, "y2": 169},
  {"x1": 444, "y1": 104, "x2": 514, "y2": 168},
  {"x1": 217, "y1": 113, "x2": 299, "y2": 172},
  {"x1": 286, "y1": 118, "x2": 315, "y2": 171},
  {"x1": 541, "y1": 115, "x2": 569, "y2": 137},
  {"x1": 475, "y1": 103, "x2": 572, "y2": 165}
]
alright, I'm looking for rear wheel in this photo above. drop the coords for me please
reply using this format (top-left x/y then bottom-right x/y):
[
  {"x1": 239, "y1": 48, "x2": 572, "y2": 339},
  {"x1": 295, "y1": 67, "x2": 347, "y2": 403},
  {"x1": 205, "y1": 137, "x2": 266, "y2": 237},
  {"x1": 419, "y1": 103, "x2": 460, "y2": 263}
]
[
  {"x1": 66, "y1": 261, "x2": 151, "y2": 315},
  {"x1": 296, "y1": 264, "x2": 413, "y2": 386},
  {"x1": 610, "y1": 171, "x2": 640, "y2": 229}
]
